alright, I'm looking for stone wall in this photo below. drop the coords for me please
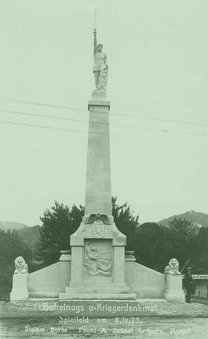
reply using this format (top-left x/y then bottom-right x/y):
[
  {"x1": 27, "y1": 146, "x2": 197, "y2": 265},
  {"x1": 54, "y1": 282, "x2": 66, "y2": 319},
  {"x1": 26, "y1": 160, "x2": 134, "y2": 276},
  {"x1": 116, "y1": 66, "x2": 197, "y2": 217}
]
[
  {"x1": 125, "y1": 258, "x2": 166, "y2": 298},
  {"x1": 28, "y1": 262, "x2": 61, "y2": 298},
  {"x1": 28, "y1": 251, "x2": 71, "y2": 298}
]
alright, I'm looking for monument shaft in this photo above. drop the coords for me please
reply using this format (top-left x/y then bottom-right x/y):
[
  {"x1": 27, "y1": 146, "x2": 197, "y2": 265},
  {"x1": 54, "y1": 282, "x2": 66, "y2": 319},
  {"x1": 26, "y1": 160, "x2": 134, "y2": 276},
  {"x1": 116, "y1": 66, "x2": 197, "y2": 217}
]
[{"x1": 85, "y1": 99, "x2": 112, "y2": 216}]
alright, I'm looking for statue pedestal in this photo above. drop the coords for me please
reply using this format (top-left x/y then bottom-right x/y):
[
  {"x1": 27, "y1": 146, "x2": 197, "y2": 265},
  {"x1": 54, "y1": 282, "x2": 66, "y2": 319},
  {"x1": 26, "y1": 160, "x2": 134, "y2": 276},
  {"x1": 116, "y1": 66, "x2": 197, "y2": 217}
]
[
  {"x1": 59, "y1": 220, "x2": 136, "y2": 300},
  {"x1": 164, "y1": 274, "x2": 185, "y2": 303},
  {"x1": 10, "y1": 273, "x2": 29, "y2": 301},
  {"x1": 91, "y1": 89, "x2": 107, "y2": 101}
]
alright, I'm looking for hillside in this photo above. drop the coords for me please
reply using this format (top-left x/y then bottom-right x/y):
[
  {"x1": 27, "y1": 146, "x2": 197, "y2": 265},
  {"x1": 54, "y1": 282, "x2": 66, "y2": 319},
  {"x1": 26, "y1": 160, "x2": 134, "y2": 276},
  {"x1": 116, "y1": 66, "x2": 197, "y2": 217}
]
[
  {"x1": 0, "y1": 221, "x2": 28, "y2": 230},
  {"x1": 18, "y1": 226, "x2": 41, "y2": 250},
  {"x1": 0, "y1": 222, "x2": 41, "y2": 250},
  {"x1": 160, "y1": 211, "x2": 208, "y2": 228}
]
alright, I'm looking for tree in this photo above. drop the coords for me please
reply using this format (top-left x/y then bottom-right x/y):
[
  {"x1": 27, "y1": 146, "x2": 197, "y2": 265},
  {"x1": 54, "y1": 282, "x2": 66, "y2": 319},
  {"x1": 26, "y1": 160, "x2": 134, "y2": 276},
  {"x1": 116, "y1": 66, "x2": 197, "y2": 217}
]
[
  {"x1": 35, "y1": 201, "x2": 84, "y2": 267},
  {"x1": 35, "y1": 198, "x2": 139, "y2": 267},
  {"x1": 167, "y1": 218, "x2": 197, "y2": 269},
  {"x1": 112, "y1": 197, "x2": 139, "y2": 250},
  {"x1": 133, "y1": 218, "x2": 204, "y2": 273},
  {"x1": 0, "y1": 229, "x2": 32, "y2": 300},
  {"x1": 168, "y1": 218, "x2": 197, "y2": 241},
  {"x1": 188, "y1": 227, "x2": 208, "y2": 272},
  {"x1": 133, "y1": 222, "x2": 178, "y2": 272}
]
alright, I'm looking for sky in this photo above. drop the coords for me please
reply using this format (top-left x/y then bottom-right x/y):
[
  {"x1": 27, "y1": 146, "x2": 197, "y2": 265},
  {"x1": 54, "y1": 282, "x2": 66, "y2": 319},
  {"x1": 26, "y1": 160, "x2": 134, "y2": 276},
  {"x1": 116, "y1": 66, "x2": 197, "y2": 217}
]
[{"x1": 0, "y1": 0, "x2": 208, "y2": 226}]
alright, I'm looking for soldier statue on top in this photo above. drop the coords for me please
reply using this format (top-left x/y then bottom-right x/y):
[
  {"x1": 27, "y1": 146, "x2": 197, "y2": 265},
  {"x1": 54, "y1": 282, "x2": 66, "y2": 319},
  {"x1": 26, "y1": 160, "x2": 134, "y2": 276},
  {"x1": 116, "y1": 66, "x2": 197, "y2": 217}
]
[{"x1": 93, "y1": 29, "x2": 108, "y2": 91}]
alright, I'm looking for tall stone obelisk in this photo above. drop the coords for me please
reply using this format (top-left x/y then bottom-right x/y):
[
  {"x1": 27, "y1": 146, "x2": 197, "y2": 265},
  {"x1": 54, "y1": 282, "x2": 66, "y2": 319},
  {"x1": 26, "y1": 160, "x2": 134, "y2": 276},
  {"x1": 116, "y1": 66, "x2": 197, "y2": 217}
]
[
  {"x1": 59, "y1": 29, "x2": 135, "y2": 300},
  {"x1": 85, "y1": 95, "x2": 111, "y2": 217}
]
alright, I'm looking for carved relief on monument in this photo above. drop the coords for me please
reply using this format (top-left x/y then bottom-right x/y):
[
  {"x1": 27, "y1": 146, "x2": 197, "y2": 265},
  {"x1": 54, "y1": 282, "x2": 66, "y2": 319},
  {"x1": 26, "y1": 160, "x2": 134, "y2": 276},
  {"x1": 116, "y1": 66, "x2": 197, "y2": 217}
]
[
  {"x1": 84, "y1": 240, "x2": 112, "y2": 279},
  {"x1": 84, "y1": 213, "x2": 111, "y2": 225},
  {"x1": 92, "y1": 221, "x2": 105, "y2": 238}
]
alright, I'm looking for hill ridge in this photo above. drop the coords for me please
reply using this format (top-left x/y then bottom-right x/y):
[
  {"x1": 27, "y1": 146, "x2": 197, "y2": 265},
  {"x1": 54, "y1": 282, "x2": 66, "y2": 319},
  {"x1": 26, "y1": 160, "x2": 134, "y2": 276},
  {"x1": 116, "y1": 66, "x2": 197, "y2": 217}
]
[{"x1": 159, "y1": 210, "x2": 208, "y2": 228}]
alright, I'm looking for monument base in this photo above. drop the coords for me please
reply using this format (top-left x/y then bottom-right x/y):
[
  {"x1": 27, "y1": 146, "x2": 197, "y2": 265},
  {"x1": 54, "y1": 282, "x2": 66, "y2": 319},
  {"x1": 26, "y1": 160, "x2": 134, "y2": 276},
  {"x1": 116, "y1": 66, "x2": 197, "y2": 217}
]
[
  {"x1": 164, "y1": 290, "x2": 185, "y2": 303},
  {"x1": 65, "y1": 217, "x2": 136, "y2": 300},
  {"x1": 164, "y1": 274, "x2": 185, "y2": 303},
  {"x1": 10, "y1": 273, "x2": 29, "y2": 301},
  {"x1": 59, "y1": 293, "x2": 136, "y2": 300},
  {"x1": 59, "y1": 282, "x2": 136, "y2": 300}
]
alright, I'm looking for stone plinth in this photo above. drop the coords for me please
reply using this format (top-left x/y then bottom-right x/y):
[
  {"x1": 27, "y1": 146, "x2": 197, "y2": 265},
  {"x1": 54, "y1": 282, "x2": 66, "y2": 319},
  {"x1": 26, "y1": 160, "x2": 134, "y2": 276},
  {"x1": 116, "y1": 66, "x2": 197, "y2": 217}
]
[
  {"x1": 59, "y1": 220, "x2": 136, "y2": 300},
  {"x1": 59, "y1": 250, "x2": 71, "y2": 293},
  {"x1": 164, "y1": 274, "x2": 185, "y2": 303},
  {"x1": 10, "y1": 273, "x2": 29, "y2": 301},
  {"x1": 91, "y1": 89, "x2": 107, "y2": 101}
]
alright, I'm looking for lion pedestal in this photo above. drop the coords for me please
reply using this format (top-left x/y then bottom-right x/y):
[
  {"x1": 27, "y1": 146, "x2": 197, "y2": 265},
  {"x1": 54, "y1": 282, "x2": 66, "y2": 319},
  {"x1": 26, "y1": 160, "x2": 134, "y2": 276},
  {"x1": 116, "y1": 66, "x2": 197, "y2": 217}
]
[
  {"x1": 164, "y1": 258, "x2": 185, "y2": 303},
  {"x1": 10, "y1": 256, "x2": 29, "y2": 301},
  {"x1": 164, "y1": 275, "x2": 185, "y2": 303},
  {"x1": 10, "y1": 273, "x2": 29, "y2": 301}
]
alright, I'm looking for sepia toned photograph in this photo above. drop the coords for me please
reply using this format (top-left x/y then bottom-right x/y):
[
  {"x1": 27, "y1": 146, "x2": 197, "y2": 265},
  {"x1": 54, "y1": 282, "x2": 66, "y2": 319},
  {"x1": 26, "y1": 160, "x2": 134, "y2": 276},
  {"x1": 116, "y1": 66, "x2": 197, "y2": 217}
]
[{"x1": 0, "y1": 0, "x2": 208, "y2": 338}]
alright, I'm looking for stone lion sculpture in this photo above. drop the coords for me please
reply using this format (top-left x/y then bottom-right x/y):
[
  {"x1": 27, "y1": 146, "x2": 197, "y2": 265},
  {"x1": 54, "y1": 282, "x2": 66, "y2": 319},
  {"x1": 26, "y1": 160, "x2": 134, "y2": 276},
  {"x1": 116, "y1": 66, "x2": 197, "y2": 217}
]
[
  {"x1": 14, "y1": 256, "x2": 28, "y2": 274},
  {"x1": 164, "y1": 258, "x2": 180, "y2": 275}
]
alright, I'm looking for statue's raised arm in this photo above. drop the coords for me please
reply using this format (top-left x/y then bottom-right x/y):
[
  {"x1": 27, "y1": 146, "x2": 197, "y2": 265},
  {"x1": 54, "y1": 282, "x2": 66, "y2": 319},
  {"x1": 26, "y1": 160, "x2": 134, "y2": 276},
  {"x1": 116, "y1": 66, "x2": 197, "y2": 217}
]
[
  {"x1": 92, "y1": 29, "x2": 108, "y2": 92},
  {"x1": 93, "y1": 29, "x2": 97, "y2": 56}
]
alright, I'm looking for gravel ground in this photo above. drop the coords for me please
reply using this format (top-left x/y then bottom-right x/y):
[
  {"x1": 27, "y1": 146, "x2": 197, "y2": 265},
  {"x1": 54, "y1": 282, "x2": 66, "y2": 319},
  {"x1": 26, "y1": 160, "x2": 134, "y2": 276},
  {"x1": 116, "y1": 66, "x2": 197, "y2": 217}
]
[
  {"x1": 1, "y1": 316, "x2": 208, "y2": 339},
  {"x1": 1, "y1": 300, "x2": 208, "y2": 338}
]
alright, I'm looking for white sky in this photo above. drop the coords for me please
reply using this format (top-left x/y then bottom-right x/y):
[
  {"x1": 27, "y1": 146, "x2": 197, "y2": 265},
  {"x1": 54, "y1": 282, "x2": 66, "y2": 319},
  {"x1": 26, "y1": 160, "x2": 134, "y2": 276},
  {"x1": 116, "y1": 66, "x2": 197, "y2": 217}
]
[{"x1": 0, "y1": 0, "x2": 208, "y2": 225}]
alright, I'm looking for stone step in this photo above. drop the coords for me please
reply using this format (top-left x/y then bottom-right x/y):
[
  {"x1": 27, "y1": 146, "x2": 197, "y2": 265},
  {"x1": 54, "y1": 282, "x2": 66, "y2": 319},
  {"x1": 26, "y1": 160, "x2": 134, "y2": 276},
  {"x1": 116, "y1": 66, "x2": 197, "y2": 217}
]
[
  {"x1": 65, "y1": 285, "x2": 131, "y2": 294},
  {"x1": 59, "y1": 293, "x2": 137, "y2": 300}
]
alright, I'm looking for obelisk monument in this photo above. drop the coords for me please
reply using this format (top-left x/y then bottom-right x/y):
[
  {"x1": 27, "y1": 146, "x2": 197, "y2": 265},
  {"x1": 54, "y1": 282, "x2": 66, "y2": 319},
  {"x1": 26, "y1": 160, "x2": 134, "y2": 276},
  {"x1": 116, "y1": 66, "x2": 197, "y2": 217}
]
[{"x1": 59, "y1": 29, "x2": 135, "y2": 300}]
